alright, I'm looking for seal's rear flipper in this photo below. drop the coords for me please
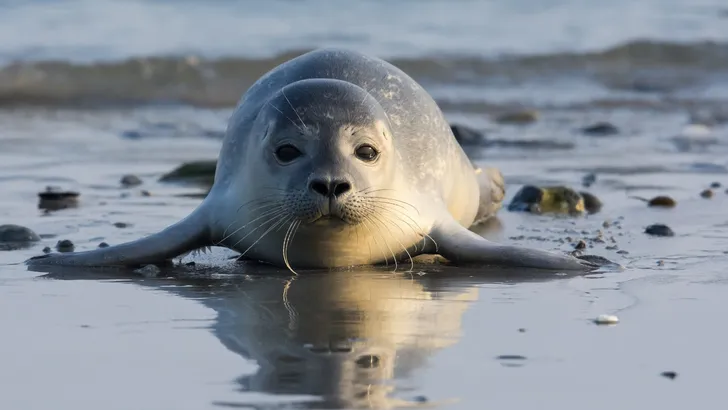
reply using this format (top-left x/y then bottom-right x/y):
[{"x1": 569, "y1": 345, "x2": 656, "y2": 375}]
[
  {"x1": 472, "y1": 166, "x2": 505, "y2": 226},
  {"x1": 25, "y1": 211, "x2": 212, "y2": 269},
  {"x1": 431, "y1": 219, "x2": 621, "y2": 272}
]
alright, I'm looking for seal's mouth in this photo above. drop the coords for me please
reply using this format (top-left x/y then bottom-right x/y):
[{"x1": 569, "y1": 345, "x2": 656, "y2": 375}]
[{"x1": 310, "y1": 214, "x2": 347, "y2": 225}]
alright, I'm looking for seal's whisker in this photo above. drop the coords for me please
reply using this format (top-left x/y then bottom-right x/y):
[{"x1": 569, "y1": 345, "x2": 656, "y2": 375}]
[
  {"x1": 375, "y1": 211, "x2": 415, "y2": 272},
  {"x1": 282, "y1": 88, "x2": 308, "y2": 132},
  {"x1": 374, "y1": 203, "x2": 438, "y2": 252},
  {"x1": 236, "y1": 213, "x2": 294, "y2": 258},
  {"x1": 235, "y1": 194, "x2": 285, "y2": 214},
  {"x1": 218, "y1": 205, "x2": 286, "y2": 245},
  {"x1": 229, "y1": 209, "x2": 289, "y2": 249},
  {"x1": 222, "y1": 201, "x2": 285, "y2": 241},
  {"x1": 282, "y1": 219, "x2": 301, "y2": 275},
  {"x1": 365, "y1": 197, "x2": 420, "y2": 216},
  {"x1": 266, "y1": 100, "x2": 305, "y2": 134},
  {"x1": 365, "y1": 196, "x2": 420, "y2": 215},
  {"x1": 375, "y1": 206, "x2": 423, "y2": 252},
  {"x1": 370, "y1": 212, "x2": 413, "y2": 272},
  {"x1": 365, "y1": 215, "x2": 399, "y2": 272},
  {"x1": 361, "y1": 218, "x2": 390, "y2": 267}
]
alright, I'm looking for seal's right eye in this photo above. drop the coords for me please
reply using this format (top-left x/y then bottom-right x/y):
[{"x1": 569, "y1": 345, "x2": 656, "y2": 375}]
[{"x1": 275, "y1": 144, "x2": 303, "y2": 163}]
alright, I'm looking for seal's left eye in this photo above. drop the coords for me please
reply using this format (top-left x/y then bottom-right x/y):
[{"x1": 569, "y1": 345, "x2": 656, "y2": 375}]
[
  {"x1": 355, "y1": 144, "x2": 378, "y2": 162},
  {"x1": 275, "y1": 144, "x2": 302, "y2": 163}
]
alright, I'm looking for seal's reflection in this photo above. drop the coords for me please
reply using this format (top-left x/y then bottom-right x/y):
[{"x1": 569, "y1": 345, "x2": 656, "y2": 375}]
[{"x1": 204, "y1": 269, "x2": 478, "y2": 408}]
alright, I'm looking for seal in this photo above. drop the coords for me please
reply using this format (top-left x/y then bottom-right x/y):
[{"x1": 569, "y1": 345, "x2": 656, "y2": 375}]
[{"x1": 26, "y1": 48, "x2": 613, "y2": 272}]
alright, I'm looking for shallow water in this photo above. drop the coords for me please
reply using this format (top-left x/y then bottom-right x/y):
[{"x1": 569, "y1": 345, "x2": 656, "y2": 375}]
[{"x1": 2, "y1": 1, "x2": 728, "y2": 409}]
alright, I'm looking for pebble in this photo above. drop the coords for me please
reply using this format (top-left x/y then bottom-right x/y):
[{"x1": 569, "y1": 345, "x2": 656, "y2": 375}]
[
  {"x1": 582, "y1": 173, "x2": 597, "y2": 187},
  {"x1": 98, "y1": 242, "x2": 110, "y2": 248},
  {"x1": 113, "y1": 222, "x2": 130, "y2": 228},
  {"x1": 617, "y1": 250, "x2": 629, "y2": 255},
  {"x1": 700, "y1": 189, "x2": 713, "y2": 199},
  {"x1": 134, "y1": 264, "x2": 161, "y2": 278},
  {"x1": 494, "y1": 110, "x2": 539, "y2": 125},
  {"x1": 120, "y1": 174, "x2": 143, "y2": 187},
  {"x1": 574, "y1": 240, "x2": 586, "y2": 250},
  {"x1": 660, "y1": 371, "x2": 678, "y2": 380},
  {"x1": 38, "y1": 186, "x2": 80, "y2": 211},
  {"x1": 581, "y1": 122, "x2": 619, "y2": 137},
  {"x1": 647, "y1": 196, "x2": 676, "y2": 208},
  {"x1": 141, "y1": 190, "x2": 151, "y2": 197},
  {"x1": 710, "y1": 182, "x2": 722, "y2": 189},
  {"x1": 0, "y1": 224, "x2": 41, "y2": 243},
  {"x1": 593, "y1": 314, "x2": 619, "y2": 325},
  {"x1": 450, "y1": 124, "x2": 487, "y2": 146},
  {"x1": 42, "y1": 246, "x2": 52, "y2": 254},
  {"x1": 645, "y1": 224, "x2": 675, "y2": 237},
  {"x1": 55, "y1": 239, "x2": 75, "y2": 252}
]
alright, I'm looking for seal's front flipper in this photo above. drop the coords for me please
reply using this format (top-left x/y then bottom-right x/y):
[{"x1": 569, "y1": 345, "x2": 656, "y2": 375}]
[
  {"x1": 431, "y1": 219, "x2": 620, "y2": 272},
  {"x1": 25, "y1": 211, "x2": 212, "y2": 269}
]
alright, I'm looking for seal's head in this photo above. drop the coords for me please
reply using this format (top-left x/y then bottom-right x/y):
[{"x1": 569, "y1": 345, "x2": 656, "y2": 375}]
[{"x1": 247, "y1": 79, "x2": 400, "y2": 226}]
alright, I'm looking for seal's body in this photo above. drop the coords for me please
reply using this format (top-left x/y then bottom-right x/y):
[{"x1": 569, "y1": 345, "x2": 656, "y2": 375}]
[{"x1": 27, "y1": 49, "x2": 609, "y2": 272}]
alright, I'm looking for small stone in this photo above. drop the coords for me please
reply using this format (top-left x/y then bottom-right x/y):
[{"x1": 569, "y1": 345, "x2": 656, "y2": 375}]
[
  {"x1": 450, "y1": 124, "x2": 487, "y2": 145},
  {"x1": 120, "y1": 174, "x2": 143, "y2": 187},
  {"x1": 42, "y1": 246, "x2": 52, "y2": 253},
  {"x1": 582, "y1": 173, "x2": 597, "y2": 188},
  {"x1": 647, "y1": 196, "x2": 676, "y2": 208},
  {"x1": 134, "y1": 264, "x2": 161, "y2": 278},
  {"x1": 574, "y1": 240, "x2": 587, "y2": 250},
  {"x1": 657, "y1": 260, "x2": 665, "y2": 266},
  {"x1": 494, "y1": 110, "x2": 539, "y2": 125},
  {"x1": 581, "y1": 122, "x2": 619, "y2": 137},
  {"x1": 518, "y1": 328, "x2": 526, "y2": 333},
  {"x1": 98, "y1": 242, "x2": 110, "y2": 248},
  {"x1": 593, "y1": 314, "x2": 619, "y2": 325},
  {"x1": 645, "y1": 224, "x2": 675, "y2": 237},
  {"x1": 141, "y1": 190, "x2": 151, "y2": 197},
  {"x1": 617, "y1": 250, "x2": 629, "y2": 254},
  {"x1": 606, "y1": 245, "x2": 618, "y2": 250},
  {"x1": 700, "y1": 189, "x2": 713, "y2": 199},
  {"x1": 580, "y1": 191, "x2": 602, "y2": 214},
  {"x1": 113, "y1": 222, "x2": 130, "y2": 228},
  {"x1": 602, "y1": 220, "x2": 611, "y2": 228},
  {"x1": 38, "y1": 187, "x2": 80, "y2": 211},
  {"x1": 710, "y1": 182, "x2": 721, "y2": 189},
  {"x1": 0, "y1": 224, "x2": 41, "y2": 243},
  {"x1": 660, "y1": 371, "x2": 678, "y2": 380},
  {"x1": 55, "y1": 239, "x2": 75, "y2": 252}
]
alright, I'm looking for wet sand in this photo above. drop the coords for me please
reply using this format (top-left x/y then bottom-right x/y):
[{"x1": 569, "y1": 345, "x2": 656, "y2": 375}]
[{"x1": 1, "y1": 104, "x2": 727, "y2": 409}]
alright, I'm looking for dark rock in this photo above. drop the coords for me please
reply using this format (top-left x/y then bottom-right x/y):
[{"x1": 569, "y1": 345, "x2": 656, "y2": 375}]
[
  {"x1": 120, "y1": 174, "x2": 143, "y2": 187},
  {"x1": 141, "y1": 190, "x2": 151, "y2": 197},
  {"x1": 98, "y1": 242, "x2": 110, "y2": 248},
  {"x1": 38, "y1": 186, "x2": 80, "y2": 211},
  {"x1": 580, "y1": 191, "x2": 603, "y2": 214},
  {"x1": 645, "y1": 224, "x2": 674, "y2": 237},
  {"x1": 574, "y1": 240, "x2": 586, "y2": 250},
  {"x1": 700, "y1": 189, "x2": 713, "y2": 199},
  {"x1": 159, "y1": 161, "x2": 217, "y2": 186},
  {"x1": 113, "y1": 222, "x2": 130, "y2": 229},
  {"x1": 42, "y1": 246, "x2": 52, "y2": 253},
  {"x1": 582, "y1": 173, "x2": 597, "y2": 187},
  {"x1": 450, "y1": 124, "x2": 486, "y2": 145},
  {"x1": 581, "y1": 122, "x2": 619, "y2": 137},
  {"x1": 648, "y1": 196, "x2": 676, "y2": 208},
  {"x1": 710, "y1": 182, "x2": 721, "y2": 189},
  {"x1": 0, "y1": 224, "x2": 41, "y2": 243},
  {"x1": 55, "y1": 239, "x2": 75, "y2": 252},
  {"x1": 494, "y1": 110, "x2": 539, "y2": 124},
  {"x1": 660, "y1": 371, "x2": 678, "y2": 380}
]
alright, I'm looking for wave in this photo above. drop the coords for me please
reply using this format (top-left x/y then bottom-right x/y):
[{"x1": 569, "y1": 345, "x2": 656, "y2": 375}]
[{"x1": 0, "y1": 40, "x2": 726, "y2": 108}]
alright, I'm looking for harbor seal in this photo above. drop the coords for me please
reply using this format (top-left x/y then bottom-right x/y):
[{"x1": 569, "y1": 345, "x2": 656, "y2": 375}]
[{"x1": 26, "y1": 48, "x2": 614, "y2": 272}]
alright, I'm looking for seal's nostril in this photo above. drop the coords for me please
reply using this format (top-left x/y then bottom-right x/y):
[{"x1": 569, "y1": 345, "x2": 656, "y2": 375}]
[
  {"x1": 332, "y1": 182, "x2": 351, "y2": 197},
  {"x1": 309, "y1": 180, "x2": 329, "y2": 197}
]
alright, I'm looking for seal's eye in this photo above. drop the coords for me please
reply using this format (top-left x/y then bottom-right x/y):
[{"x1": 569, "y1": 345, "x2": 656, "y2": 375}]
[
  {"x1": 275, "y1": 144, "x2": 302, "y2": 163},
  {"x1": 355, "y1": 144, "x2": 378, "y2": 162}
]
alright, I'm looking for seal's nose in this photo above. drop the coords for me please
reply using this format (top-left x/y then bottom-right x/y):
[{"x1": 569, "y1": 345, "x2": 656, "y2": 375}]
[{"x1": 309, "y1": 178, "x2": 351, "y2": 198}]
